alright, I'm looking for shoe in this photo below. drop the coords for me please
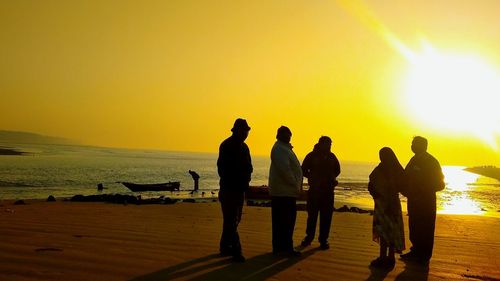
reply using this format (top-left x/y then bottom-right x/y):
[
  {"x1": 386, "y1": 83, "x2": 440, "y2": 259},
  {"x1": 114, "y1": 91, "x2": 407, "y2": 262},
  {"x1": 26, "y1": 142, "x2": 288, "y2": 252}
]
[
  {"x1": 386, "y1": 257, "x2": 396, "y2": 269},
  {"x1": 370, "y1": 257, "x2": 386, "y2": 268},
  {"x1": 288, "y1": 250, "x2": 301, "y2": 257},
  {"x1": 415, "y1": 257, "x2": 430, "y2": 266},
  {"x1": 232, "y1": 254, "x2": 246, "y2": 262},
  {"x1": 320, "y1": 241, "x2": 330, "y2": 250},
  {"x1": 400, "y1": 251, "x2": 417, "y2": 260},
  {"x1": 273, "y1": 250, "x2": 301, "y2": 257},
  {"x1": 219, "y1": 250, "x2": 232, "y2": 257},
  {"x1": 301, "y1": 237, "x2": 313, "y2": 247}
]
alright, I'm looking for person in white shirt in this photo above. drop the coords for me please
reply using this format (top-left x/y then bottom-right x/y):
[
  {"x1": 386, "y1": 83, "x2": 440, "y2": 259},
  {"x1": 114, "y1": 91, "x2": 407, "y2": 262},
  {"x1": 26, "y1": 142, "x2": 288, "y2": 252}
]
[{"x1": 269, "y1": 126, "x2": 303, "y2": 256}]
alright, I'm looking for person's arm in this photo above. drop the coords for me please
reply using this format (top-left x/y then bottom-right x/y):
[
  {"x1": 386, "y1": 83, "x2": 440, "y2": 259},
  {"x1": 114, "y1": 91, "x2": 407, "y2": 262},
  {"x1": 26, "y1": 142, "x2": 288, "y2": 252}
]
[
  {"x1": 428, "y1": 158, "x2": 445, "y2": 192},
  {"x1": 368, "y1": 168, "x2": 379, "y2": 198},
  {"x1": 368, "y1": 181, "x2": 378, "y2": 199},
  {"x1": 244, "y1": 144, "x2": 253, "y2": 183},
  {"x1": 333, "y1": 153, "x2": 341, "y2": 177},
  {"x1": 217, "y1": 143, "x2": 230, "y2": 178},
  {"x1": 400, "y1": 160, "x2": 413, "y2": 197},
  {"x1": 332, "y1": 153, "x2": 341, "y2": 186},
  {"x1": 301, "y1": 153, "x2": 312, "y2": 179}
]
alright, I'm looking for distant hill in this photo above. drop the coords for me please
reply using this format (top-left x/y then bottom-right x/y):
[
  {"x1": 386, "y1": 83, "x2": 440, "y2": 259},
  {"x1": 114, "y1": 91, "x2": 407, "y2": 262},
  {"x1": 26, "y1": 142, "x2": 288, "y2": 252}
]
[{"x1": 0, "y1": 130, "x2": 77, "y2": 145}]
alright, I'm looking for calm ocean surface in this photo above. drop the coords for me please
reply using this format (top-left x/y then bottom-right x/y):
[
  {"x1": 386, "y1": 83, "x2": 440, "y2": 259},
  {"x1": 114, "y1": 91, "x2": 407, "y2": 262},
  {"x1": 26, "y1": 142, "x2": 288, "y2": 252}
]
[{"x1": 1, "y1": 143, "x2": 499, "y2": 217}]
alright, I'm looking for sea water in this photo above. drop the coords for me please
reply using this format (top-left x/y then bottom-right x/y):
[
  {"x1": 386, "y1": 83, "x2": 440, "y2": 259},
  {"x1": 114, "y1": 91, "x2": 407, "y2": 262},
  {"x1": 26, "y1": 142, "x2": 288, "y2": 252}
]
[{"x1": 0, "y1": 142, "x2": 498, "y2": 217}]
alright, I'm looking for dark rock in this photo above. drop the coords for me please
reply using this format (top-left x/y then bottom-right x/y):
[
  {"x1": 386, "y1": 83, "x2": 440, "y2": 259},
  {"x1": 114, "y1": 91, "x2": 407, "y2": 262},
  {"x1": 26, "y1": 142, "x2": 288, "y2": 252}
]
[
  {"x1": 336, "y1": 205, "x2": 350, "y2": 212},
  {"x1": 47, "y1": 195, "x2": 56, "y2": 202},
  {"x1": 69, "y1": 193, "x2": 175, "y2": 205},
  {"x1": 246, "y1": 200, "x2": 272, "y2": 207},
  {"x1": 296, "y1": 204, "x2": 307, "y2": 211},
  {"x1": 14, "y1": 200, "x2": 25, "y2": 205},
  {"x1": 183, "y1": 199, "x2": 196, "y2": 203},
  {"x1": 35, "y1": 247, "x2": 63, "y2": 252},
  {"x1": 246, "y1": 200, "x2": 257, "y2": 206},
  {"x1": 70, "y1": 195, "x2": 86, "y2": 202},
  {"x1": 163, "y1": 198, "x2": 177, "y2": 204},
  {"x1": 349, "y1": 206, "x2": 360, "y2": 213}
]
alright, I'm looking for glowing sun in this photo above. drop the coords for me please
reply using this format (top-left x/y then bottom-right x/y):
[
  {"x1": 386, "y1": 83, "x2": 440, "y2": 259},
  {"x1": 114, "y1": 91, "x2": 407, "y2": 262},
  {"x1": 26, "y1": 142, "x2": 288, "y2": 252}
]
[{"x1": 402, "y1": 45, "x2": 500, "y2": 149}]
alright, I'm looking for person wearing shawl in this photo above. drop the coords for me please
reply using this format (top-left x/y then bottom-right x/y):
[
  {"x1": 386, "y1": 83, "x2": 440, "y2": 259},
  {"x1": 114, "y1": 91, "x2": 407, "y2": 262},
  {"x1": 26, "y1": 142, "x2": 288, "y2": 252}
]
[{"x1": 368, "y1": 147, "x2": 406, "y2": 268}]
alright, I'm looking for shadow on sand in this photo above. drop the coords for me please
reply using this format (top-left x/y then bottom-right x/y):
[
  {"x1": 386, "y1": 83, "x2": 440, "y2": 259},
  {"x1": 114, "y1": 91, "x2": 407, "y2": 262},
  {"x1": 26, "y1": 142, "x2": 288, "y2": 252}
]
[
  {"x1": 364, "y1": 259, "x2": 429, "y2": 281},
  {"x1": 394, "y1": 260, "x2": 429, "y2": 281},
  {"x1": 364, "y1": 265, "x2": 392, "y2": 281},
  {"x1": 130, "y1": 248, "x2": 319, "y2": 281}
]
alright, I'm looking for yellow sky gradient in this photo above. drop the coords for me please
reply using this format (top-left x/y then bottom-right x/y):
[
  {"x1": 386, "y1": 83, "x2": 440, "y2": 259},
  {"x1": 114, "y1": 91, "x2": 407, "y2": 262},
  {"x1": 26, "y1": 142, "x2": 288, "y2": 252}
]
[{"x1": 1, "y1": 0, "x2": 499, "y2": 165}]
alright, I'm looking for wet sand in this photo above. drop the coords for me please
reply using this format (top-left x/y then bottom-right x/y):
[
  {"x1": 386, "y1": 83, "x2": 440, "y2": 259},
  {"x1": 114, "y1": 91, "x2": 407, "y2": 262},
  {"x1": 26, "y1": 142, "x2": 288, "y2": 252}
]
[{"x1": 0, "y1": 200, "x2": 498, "y2": 281}]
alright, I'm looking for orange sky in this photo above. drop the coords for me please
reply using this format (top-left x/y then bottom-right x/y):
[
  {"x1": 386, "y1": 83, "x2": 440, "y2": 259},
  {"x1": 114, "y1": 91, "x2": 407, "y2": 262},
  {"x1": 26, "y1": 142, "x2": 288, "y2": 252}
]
[{"x1": 1, "y1": 0, "x2": 499, "y2": 165}]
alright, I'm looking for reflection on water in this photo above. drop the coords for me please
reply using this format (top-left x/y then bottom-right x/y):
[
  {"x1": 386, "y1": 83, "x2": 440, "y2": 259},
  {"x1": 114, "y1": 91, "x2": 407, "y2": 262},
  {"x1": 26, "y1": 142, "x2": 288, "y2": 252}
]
[
  {"x1": 0, "y1": 143, "x2": 498, "y2": 218},
  {"x1": 438, "y1": 166, "x2": 498, "y2": 217},
  {"x1": 442, "y1": 166, "x2": 480, "y2": 192},
  {"x1": 439, "y1": 194, "x2": 484, "y2": 215}
]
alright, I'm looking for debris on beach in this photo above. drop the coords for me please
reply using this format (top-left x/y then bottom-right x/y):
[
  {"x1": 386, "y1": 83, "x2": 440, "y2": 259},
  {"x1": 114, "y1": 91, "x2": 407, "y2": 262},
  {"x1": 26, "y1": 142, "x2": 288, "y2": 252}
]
[
  {"x1": 69, "y1": 194, "x2": 178, "y2": 205},
  {"x1": 14, "y1": 200, "x2": 26, "y2": 205},
  {"x1": 246, "y1": 201, "x2": 373, "y2": 214},
  {"x1": 35, "y1": 248, "x2": 63, "y2": 252}
]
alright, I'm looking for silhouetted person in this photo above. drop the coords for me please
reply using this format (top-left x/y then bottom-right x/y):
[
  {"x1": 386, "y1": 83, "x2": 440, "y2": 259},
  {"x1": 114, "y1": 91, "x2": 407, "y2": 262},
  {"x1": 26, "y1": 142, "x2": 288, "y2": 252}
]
[
  {"x1": 97, "y1": 183, "x2": 104, "y2": 191},
  {"x1": 300, "y1": 136, "x2": 340, "y2": 250},
  {"x1": 217, "y1": 118, "x2": 252, "y2": 262},
  {"x1": 269, "y1": 126, "x2": 302, "y2": 256},
  {"x1": 400, "y1": 136, "x2": 444, "y2": 264},
  {"x1": 189, "y1": 170, "x2": 200, "y2": 191},
  {"x1": 368, "y1": 147, "x2": 406, "y2": 269}
]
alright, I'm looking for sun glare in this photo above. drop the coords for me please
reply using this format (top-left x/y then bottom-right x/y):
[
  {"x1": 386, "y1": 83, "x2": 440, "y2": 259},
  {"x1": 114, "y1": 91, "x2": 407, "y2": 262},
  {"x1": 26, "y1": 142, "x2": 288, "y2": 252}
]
[
  {"x1": 402, "y1": 45, "x2": 500, "y2": 149},
  {"x1": 439, "y1": 194, "x2": 484, "y2": 216},
  {"x1": 336, "y1": 0, "x2": 500, "y2": 149}
]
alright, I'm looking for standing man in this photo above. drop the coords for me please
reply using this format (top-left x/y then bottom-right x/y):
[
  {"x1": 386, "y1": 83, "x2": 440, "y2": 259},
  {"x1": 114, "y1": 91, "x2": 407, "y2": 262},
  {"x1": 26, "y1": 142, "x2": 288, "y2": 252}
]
[
  {"x1": 217, "y1": 118, "x2": 253, "y2": 262},
  {"x1": 300, "y1": 136, "x2": 341, "y2": 250},
  {"x1": 188, "y1": 170, "x2": 200, "y2": 191},
  {"x1": 400, "y1": 136, "x2": 444, "y2": 264},
  {"x1": 269, "y1": 126, "x2": 303, "y2": 256}
]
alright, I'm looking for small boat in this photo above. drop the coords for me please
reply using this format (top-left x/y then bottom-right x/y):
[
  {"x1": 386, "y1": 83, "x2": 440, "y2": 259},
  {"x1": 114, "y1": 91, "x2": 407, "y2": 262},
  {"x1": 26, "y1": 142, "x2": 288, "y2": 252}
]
[
  {"x1": 464, "y1": 166, "x2": 500, "y2": 182},
  {"x1": 121, "y1": 181, "x2": 181, "y2": 192}
]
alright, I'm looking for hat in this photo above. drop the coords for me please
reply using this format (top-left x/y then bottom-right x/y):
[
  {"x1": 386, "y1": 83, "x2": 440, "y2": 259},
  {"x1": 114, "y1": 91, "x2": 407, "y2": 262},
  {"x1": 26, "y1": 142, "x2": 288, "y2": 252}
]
[{"x1": 231, "y1": 118, "x2": 251, "y2": 132}]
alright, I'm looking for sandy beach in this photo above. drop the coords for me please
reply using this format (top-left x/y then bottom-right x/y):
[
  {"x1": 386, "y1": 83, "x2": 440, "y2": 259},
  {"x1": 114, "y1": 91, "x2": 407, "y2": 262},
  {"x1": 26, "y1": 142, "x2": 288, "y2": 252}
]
[{"x1": 0, "y1": 200, "x2": 498, "y2": 281}]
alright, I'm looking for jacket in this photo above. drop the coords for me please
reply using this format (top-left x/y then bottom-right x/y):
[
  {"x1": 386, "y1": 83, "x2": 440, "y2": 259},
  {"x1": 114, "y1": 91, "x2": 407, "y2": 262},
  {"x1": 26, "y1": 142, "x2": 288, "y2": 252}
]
[
  {"x1": 268, "y1": 140, "x2": 303, "y2": 197},
  {"x1": 217, "y1": 135, "x2": 253, "y2": 192},
  {"x1": 403, "y1": 152, "x2": 444, "y2": 198},
  {"x1": 302, "y1": 148, "x2": 340, "y2": 191}
]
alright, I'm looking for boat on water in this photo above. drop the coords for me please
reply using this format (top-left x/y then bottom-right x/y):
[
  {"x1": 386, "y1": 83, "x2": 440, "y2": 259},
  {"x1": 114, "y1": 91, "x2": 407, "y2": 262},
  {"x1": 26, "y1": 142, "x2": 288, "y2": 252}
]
[
  {"x1": 121, "y1": 181, "x2": 181, "y2": 192},
  {"x1": 464, "y1": 166, "x2": 500, "y2": 181}
]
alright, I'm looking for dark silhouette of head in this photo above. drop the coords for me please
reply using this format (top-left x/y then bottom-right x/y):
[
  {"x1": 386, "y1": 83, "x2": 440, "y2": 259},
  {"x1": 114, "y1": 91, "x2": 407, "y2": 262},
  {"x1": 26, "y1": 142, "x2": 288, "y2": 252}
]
[
  {"x1": 411, "y1": 136, "x2": 428, "y2": 155},
  {"x1": 317, "y1": 136, "x2": 332, "y2": 153},
  {"x1": 379, "y1": 147, "x2": 403, "y2": 172},
  {"x1": 276, "y1": 126, "x2": 292, "y2": 144},
  {"x1": 231, "y1": 118, "x2": 250, "y2": 142},
  {"x1": 380, "y1": 147, "x2": 397, "y2": 164}
]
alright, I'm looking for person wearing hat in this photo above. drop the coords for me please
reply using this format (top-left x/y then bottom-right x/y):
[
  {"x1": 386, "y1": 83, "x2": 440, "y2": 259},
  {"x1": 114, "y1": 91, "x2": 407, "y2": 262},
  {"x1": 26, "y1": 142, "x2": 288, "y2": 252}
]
[
  {"x1": 217, "y1": 118, "x2": 253, "y2": 262},
  {"x1": 268, "y1": 126, "x2": 303, "y2": 256}
]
